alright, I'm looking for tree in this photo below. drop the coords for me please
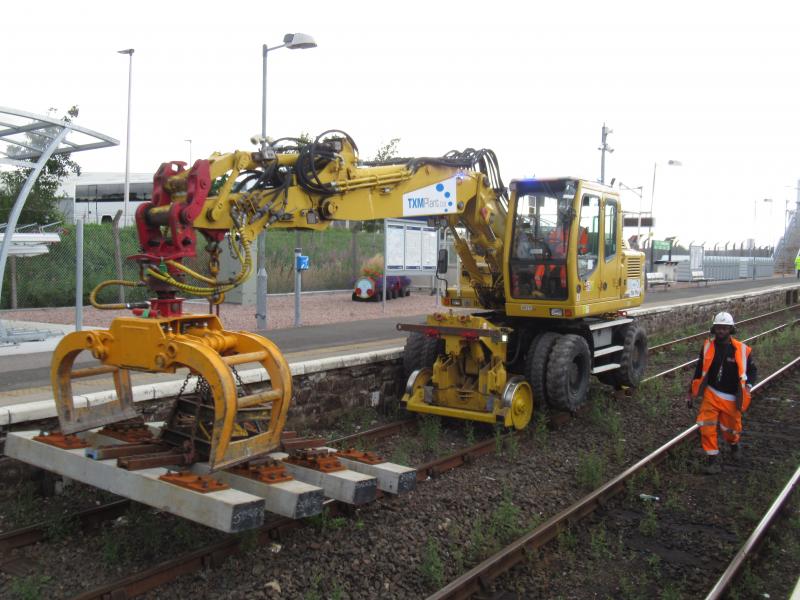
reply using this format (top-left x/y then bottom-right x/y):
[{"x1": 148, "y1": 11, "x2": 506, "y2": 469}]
[
  {"x1": 0, "y1": 106, "x2": 81, "y2": 226},
  {"x1": 373, "y1": 137, "x2": 401, "y2": 162},
  {"x1": 355, "y1": 138, "x2": 402, "y2": 234}
]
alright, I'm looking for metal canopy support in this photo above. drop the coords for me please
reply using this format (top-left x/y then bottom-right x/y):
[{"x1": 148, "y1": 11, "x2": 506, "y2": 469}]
[{"x1": 0, "y1": 107, "x2": 119, "y2": 344}]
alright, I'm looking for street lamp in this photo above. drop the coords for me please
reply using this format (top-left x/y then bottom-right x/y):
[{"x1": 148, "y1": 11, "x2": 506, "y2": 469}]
[
  {"x1": 752, "y1": 198, "x2": 773, "y2": 280},
  {"x1": 259, "y1": 33, "x2": 318, "y2": 154},
  {"x1": 117, "y1": 49, "x2": 134, "y2": 227},
  {"x1": 184, "y1": 139, "x2": 192, "y2": 166},
  {"x1": 256, "y1": 33, "x2": 317, "y2": 330},
  {"x1": 649, "y1": 159, "x2": 682, "y2": 240},
  {"x1": 598, "y1": 123, "x2": 613, "y2": 185}
]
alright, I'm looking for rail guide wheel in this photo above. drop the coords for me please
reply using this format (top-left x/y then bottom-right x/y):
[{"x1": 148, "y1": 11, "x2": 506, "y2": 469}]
[{"x1": 502, "y1": 376, "x2": 533, "y2": 430}]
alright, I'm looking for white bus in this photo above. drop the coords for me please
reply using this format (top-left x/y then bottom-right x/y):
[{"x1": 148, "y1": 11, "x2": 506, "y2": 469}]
[{"x1": 59, "y1": 172, "x2": 153, "y2": 226}]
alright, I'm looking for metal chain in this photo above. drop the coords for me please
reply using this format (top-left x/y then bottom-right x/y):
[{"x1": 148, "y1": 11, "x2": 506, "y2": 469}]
[
  {"x1": 176, "y1": 371, "x2": 192, "y2": 401},
  {"x1": 231, "y1": 364, "x2": 247, "y2": 397}
]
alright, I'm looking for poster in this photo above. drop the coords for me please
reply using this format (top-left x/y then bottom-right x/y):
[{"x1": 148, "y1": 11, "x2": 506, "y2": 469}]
[
  {"x1": 422, "y1": 228, "x2": 437, "y2": 269},
  {"x1": 386, "y1": 225, "x2": 405, "y2": 269},
  {"x1": 405, "y1": 226, "x2": 422, "y2": 269}
]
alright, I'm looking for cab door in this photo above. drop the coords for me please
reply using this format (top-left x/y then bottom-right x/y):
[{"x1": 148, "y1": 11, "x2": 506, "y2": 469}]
[
  {"x1": 576, "y1": 192, "x2": 601, "y2": 303},
  {"x1": 598, "y1": 196, "x2": 621, "y2": 302}
]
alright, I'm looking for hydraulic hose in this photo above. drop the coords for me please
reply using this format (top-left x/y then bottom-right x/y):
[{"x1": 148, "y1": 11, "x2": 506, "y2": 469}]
[{"x1": 89, "y1": 279, "x2": 149, "y2": 310}]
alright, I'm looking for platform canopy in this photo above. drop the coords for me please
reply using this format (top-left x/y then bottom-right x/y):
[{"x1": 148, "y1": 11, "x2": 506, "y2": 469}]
[
  {"x1": 0, "y1": 106, "x2": 118, "y2": 168},
  {"x1": 0, "y1": 107, "x2": 119, "y2": 343}
]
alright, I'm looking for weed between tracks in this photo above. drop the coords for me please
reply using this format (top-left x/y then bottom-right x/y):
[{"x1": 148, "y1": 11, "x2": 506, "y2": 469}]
[{"x1": 8, "y1": 574, "x2": 51, "y2": 600}]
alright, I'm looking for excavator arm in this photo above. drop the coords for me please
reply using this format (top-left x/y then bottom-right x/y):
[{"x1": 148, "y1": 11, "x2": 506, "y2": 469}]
[
  {"x1": 129, "y1": 132, "x2": 508, "y2": 309},
  {"x1": 53, "y1": 131, "x2": 512, "y2": 470}
]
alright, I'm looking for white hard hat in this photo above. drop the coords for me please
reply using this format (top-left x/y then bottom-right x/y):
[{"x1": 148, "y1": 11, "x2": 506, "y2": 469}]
[{"x1": 712, "y1": 312, "x2": 735, "y2": 327}]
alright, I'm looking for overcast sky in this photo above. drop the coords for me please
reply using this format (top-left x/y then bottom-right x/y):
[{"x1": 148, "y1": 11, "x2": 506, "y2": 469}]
[{"x1": 2, "y1": 0, "x2": 798, "y2": 247}]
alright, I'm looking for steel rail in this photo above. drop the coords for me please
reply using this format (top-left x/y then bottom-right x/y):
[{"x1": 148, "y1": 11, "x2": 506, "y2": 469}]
[
  {"x1": 649, "y1": 304, "x2": 800, "y2": 352},
  {"x1": 0, "y1": 499, "x2": 130, "y2": 553},
  {"x1": 327, "y1": 418, "x2": 415, "y2": 447},
  {"x1": 704, "y1": 464, "x2": 800, "y2": 600},
  {"x1": 427, "y1": 355, "x2": 800, "y2": 600}
]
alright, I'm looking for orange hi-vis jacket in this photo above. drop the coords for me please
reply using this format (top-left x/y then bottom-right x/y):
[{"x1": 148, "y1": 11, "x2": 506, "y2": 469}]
[
  {"x1": 691, "y1": 337, "x2": 752, "y2": 412},
  {"x1": 532, "y1": 227, "x2": 589, "y2": 290}
]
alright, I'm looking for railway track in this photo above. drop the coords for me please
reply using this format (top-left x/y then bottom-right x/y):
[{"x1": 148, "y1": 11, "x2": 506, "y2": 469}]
[
  {"x1": 428, "y1": 355, "x2": 800, "y2": 599},
  {"x1": 1, "y1": 305, "x2": 798, "y2": 598},
  {"x1": 648, "y1": 304, "x2": 799, "y2": 353}
]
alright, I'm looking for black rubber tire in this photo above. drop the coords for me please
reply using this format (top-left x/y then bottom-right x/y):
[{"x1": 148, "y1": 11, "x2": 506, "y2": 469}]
[
  {"x1": 403, "y1": 333, "x2": 443, "y2": 379},
  {"x1": 546, "y1": 334, "x2": 591, "y2": 412},
  {"x1": 351, "y1": 292, "x2": 359, "y2": 301},
  {"x1": 612, "y1": 323, "x2": 648, "y2": 388},
  {"x1": 524, "y1": 332, "x2": 559, "y2": 407},
  {"x1": 403, "y1": 332, "x2": 427, "y2": 378},
  {"x1": 421, "y1": 336, "x2": 444, "y2": 371},
  {"x1": 405, "y1": 289, "x2": 411, "y2": 297}
]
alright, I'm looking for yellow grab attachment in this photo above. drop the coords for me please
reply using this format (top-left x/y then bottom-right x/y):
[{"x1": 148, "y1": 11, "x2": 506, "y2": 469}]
[{"x1": 51, "y1": 314, "x2": 292, "y2": 470}]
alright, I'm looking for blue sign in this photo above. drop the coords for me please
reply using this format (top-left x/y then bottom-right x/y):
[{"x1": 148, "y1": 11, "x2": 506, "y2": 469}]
[{"x1": 296, "y1": 255, "x2": 310, "y2": 271}]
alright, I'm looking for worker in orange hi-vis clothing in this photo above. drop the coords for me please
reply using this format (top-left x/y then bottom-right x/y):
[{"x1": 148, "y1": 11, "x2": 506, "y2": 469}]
[{"x1": 687, "y1": 312, "x2": 758, "y2": 474}]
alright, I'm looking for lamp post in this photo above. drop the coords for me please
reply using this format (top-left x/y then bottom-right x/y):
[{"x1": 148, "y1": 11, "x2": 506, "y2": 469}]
[
  {"x1": 184, "y1": 139, "x2": 192, "y2": 166},
  {"x1": 255, "y1": 33, "x2": 317, "y2": 330},
  {"x1": 598, "y1": 123, "x2": 613, "y2": 185},
  {"x1": 117, "y1": 49, "x2": 134, "y2": 227},
  {"x1": 649, "y1": 159, "x2": 682, "y2": 240},
  {"x1": 752, "y1": 198, "x2": 773, "y2": 279}
]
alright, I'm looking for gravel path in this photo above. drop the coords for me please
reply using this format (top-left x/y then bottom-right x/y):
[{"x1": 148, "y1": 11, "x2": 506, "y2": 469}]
[{"x1": 0, "y1": 292, "x2": 440, "y2": 331}]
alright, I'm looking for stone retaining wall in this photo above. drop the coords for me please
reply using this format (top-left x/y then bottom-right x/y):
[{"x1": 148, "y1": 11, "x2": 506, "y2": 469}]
[{"x1": 631, "y1": 285, "x2": 800, "y2": 337}]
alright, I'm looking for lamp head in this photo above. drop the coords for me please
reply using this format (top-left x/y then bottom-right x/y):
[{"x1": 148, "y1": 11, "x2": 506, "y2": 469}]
[
  {"x1": 117, "y1": 49, "x2": 134, "y2": 55},
  {"x1": 283, "y1": 33, "x2": 317, "y2": 49}
]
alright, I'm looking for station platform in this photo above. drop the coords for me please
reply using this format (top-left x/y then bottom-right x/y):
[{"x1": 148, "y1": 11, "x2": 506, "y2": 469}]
[{"x1": 1, "y1": 276, "x2": 798, "y2": 423}]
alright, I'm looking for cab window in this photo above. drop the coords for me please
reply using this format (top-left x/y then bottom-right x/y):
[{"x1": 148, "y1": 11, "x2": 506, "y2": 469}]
[
  {"x1": 577, "y1": 194, "x2": 600, "y2": 280},
  {"x1": 509, "y1": 179, "x2": 576, "y2": 301},
  {"x1": 603, "y1": 199, "x2": 617, "y2": 261}
]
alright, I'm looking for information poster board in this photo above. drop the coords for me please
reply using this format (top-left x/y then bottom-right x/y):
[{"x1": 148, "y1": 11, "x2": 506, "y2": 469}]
[
  {"x1": 382, "y1": 219, "x2": 440, "y2": 312},
  {"x1": 384, "y1": 219, "x2": 438, "y2": 274}
]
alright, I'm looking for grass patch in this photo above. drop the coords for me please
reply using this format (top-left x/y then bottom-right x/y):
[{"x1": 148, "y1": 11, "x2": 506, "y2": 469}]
[
  {"x1": 420, "y1": 537, "x2": 445, "y2": 589},
  {"x1": 307, "y1": 507, "x2": 347, "y2": 532},
  {"x1": 419, "y1": 415, "x2": 442, "y2": 454},
  {"x1": 576, "y1": 451, "x2": 606, "y2": 491},
  {"x1": 9, "y1": 574, "x2": 51, "y2": 600}
]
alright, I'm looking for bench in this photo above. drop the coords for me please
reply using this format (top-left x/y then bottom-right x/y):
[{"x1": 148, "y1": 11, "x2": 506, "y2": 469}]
[
  {"x1": 646, "y1": 272, "x2": 670, "y2": 290},
  {"x1": 690, "y1": 270, "x2": 711, "y2": 286}
]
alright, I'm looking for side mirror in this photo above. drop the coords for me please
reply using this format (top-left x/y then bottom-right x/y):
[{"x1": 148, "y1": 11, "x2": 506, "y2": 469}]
[{"x1": 437, "y1": 249, "x2": 448, "y2": 274}]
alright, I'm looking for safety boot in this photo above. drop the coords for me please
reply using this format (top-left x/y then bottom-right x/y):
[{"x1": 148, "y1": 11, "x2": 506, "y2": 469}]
[
  {"x1": 703, "y1": 455, "x2": 722, "y2": 475},
  {"x1": 729, "y1": 443, "x2": 742, "y2": 462}
]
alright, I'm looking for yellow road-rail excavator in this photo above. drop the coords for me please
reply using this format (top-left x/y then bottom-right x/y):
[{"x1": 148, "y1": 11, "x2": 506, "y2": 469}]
[{"x1": 52, "y1": 131, "x2": 646, "y2": 470}]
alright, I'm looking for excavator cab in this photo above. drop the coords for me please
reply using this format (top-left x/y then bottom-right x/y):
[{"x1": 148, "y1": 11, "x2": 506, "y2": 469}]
[
  {"x1": 509, "y1": 179, "x2": 577, "y2": 301},
  {"x1": 501, "y1": 178, "x2": 644, "y2": 318}
]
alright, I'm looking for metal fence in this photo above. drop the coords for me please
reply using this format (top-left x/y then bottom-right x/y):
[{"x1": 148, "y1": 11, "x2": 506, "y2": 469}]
[
  {"x1": 1, "y1": 224, "x2": 387, "y2": 310},
  {"x1": 676, "y1": 256, "x2": 774, "y2": 281}
]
